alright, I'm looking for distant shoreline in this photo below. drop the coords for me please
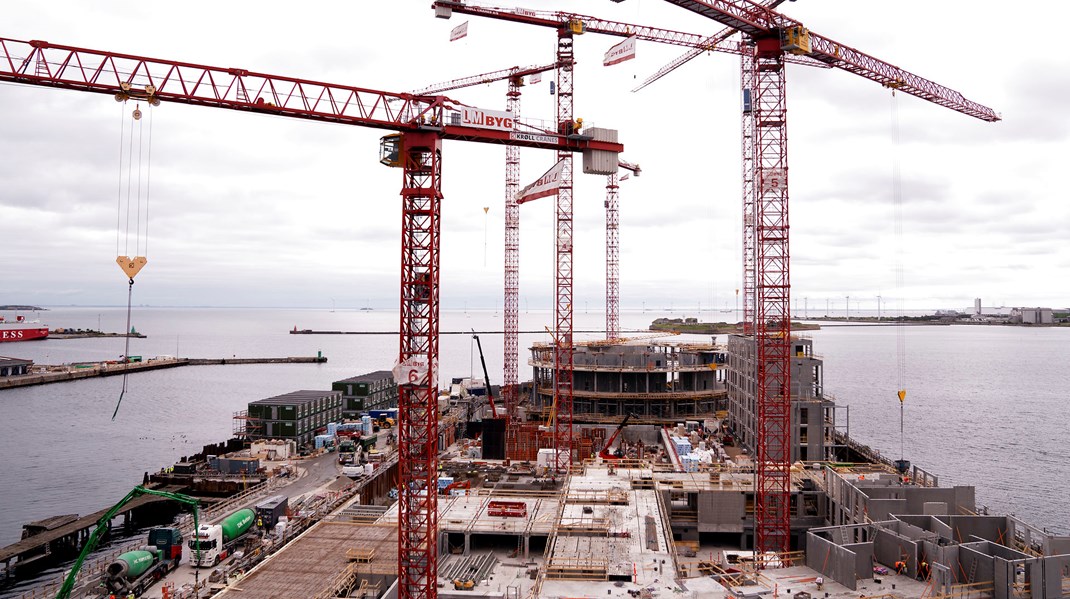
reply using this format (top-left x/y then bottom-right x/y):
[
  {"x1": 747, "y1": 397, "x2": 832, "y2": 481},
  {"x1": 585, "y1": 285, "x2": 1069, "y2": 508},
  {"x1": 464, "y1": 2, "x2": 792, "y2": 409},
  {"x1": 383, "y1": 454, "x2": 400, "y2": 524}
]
[
  {"x1": 650, "y1": 319, "x2": 821, "y2": 335},
  {"x1": 0, "y1": 305, "x2": 47, "y2": 311}
]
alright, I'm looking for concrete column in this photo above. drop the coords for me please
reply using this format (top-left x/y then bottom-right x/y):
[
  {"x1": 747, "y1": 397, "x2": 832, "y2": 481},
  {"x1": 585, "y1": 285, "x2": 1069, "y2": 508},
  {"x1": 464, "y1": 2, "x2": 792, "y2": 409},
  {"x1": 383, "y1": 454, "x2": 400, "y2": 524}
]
[
  {"x1": 464, "y1": 533, "x2": 471, "y2": 556},
  {"x1": 523, "y1": 534, "x2": 530, "y2": 560}
]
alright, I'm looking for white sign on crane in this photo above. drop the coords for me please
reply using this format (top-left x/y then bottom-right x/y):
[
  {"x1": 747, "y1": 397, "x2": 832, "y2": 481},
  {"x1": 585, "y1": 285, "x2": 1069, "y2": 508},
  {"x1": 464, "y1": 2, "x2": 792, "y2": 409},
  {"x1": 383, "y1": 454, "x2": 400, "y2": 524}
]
[
  {"x1": 392, "y1": 356, "x2": 437, "y2": 386},
  {"x1": 516, "y1": 159, "x2": 566, "y2": 203},
  {"x1": 449, "y1": 21, "x2": 469, "y2": 41},
  {"x1": 604, "y1": 36, "x2": 637, "y2": 66},
  {"x1": 457, "y1": 106, "x2": 515, "y2": 131}
]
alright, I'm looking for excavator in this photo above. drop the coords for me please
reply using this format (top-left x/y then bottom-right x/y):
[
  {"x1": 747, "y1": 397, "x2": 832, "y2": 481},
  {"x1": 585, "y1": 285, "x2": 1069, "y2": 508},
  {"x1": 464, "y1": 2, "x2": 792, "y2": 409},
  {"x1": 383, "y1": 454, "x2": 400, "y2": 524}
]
[
  {"x1": 55, "y1": 486, "x2": 201, "y2": 599},
  {"x1": 598, "y1": 413, "x2": 638, "y2": 460}
]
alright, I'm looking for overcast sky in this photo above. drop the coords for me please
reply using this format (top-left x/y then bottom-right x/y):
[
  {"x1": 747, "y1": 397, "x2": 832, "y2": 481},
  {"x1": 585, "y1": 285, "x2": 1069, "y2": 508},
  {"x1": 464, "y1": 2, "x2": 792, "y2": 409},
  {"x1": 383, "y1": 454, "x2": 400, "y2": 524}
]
[{"x1": 2, "y1": 1, "x2": 1065, "y2": 312}]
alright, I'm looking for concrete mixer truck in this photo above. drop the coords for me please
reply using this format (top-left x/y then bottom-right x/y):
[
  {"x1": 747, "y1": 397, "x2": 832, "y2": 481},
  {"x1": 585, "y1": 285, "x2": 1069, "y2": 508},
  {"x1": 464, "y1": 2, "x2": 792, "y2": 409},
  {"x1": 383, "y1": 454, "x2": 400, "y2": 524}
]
[
  {"x1": 102, "y1": 527, "x2": 182, "y2": 597},
  {"x1": 188, "y1": 508, "x2": 256, "y2": 567}
]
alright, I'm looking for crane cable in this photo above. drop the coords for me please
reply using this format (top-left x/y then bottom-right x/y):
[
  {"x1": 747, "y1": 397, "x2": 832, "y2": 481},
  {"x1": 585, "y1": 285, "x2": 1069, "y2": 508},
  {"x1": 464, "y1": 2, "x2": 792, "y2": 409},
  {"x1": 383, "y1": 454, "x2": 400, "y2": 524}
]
[
  {"x1": 890, "y1": 90, "x2": 907, "y2": 462},
  {"x1": 112, "y1": 102, "x2": 153, "y2": 420}
]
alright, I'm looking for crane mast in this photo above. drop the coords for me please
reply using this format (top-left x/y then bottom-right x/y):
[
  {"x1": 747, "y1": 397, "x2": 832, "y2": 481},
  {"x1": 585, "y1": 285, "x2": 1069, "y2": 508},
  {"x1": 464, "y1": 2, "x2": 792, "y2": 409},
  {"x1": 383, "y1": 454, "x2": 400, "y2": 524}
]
[
  {"x1": 606, "y1": 160, "x2": 641, "y2": 340},
  {"x1": 636, "y1": 0, "x2": 998, "y2": 554},
  {"x1": 552, "y1": 28, "x2": 576, "y2": 473},
  {"x1": 503, "y1": 74, "x2": 521, "y2": 447},
  {"x1": 415, "y1": 61, "x2": 559, "y2": 459},
  {"x1": 0, "y1": 37, "x2": 622, "y2": 599}
]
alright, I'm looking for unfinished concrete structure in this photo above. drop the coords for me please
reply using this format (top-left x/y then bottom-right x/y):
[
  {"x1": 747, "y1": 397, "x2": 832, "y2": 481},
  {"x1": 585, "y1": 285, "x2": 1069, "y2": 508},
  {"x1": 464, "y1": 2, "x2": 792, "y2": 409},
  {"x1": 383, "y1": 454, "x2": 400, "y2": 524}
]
[
  {"x1": 205, "y1": 437, "x2": 1069, "y2": 599},
  {"x1": 529, "y1": 340, "x2": 727, "y2": 421},
  {"x1": 725, "y1": 335, "x2": 846, "y2": 462},
  {"x1": 823, "y1": 462, "x2": 971, "y2": 526},
  {"x1": 808, "y1": 514, "x2": 1070, "y2": 597},
  {"x1": 808, "y1": 465, "x2": 1070, "y2": 596}
]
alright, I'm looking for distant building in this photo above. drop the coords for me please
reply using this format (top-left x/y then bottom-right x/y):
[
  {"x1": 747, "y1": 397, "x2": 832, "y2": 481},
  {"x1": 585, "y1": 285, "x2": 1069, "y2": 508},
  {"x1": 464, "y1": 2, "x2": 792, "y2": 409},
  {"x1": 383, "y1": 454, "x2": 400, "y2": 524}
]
[
  {"x1": 0, "y1": 356, "x2": 32, "y2": 377},
  {"x1": 1013, "y1": 307, "x2": 1054, "y2": 325},
  {"x1": 243, "y1": 389, "x2": 342, "y2": 446},
  {"x1": 333, "y1": 371, "x2": 397, "y2": 419},
  {"x1": 974, "y1": 298, "x2": 982, "y2": 315}
]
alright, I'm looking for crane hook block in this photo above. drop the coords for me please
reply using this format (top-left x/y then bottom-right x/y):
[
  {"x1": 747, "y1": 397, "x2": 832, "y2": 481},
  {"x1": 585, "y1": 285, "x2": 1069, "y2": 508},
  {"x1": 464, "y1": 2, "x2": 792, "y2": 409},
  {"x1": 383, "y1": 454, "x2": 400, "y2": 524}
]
[{"x1": 117, "y1": 256, "x2": 148, "y2": 279}]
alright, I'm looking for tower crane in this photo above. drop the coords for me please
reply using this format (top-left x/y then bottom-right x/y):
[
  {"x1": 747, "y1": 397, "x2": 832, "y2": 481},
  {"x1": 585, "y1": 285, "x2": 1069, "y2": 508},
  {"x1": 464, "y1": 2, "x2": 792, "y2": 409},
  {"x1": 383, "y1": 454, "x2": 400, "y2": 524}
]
[
  {"x1": 431, "y1": 0, "x2": 824, "y2": 474},
  {"x1": 632, "y1": 0, "x2": 793, "y2": 337},
  {"x1": 0, "y1": 37, "x2": 622, "y2": 599},
  {"x1": 632, "y1": 0, "x2": 797, "y2": 93},
  {"x1": 626, "y1": 0, "x2": 998, "y2": 554},
  {"x1": 606, "y1": 159, "x2": 640, "y2": 340},
  {"x1": 414, "y1": 61, "x2": 558, "y2": 459}
]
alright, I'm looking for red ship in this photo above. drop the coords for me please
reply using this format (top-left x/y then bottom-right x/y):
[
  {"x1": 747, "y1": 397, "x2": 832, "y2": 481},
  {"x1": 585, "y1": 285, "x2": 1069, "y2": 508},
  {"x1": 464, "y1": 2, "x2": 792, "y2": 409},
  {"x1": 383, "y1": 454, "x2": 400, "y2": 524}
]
[{"x1": 0, "y1": 315, "x2": 49, "y2": 342}]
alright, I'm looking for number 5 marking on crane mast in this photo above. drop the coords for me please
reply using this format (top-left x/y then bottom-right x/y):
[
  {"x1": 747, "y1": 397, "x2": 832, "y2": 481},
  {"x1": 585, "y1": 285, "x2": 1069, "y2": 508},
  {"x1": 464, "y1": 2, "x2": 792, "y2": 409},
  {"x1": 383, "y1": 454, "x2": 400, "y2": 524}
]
[{"x1": 760, "y1": 167, "x2": 787, "y2": 192}]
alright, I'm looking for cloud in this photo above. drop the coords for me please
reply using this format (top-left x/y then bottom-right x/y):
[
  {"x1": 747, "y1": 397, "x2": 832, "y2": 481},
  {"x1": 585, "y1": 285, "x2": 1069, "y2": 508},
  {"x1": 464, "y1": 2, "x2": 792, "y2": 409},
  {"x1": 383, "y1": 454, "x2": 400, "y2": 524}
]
[{"x1": 1, "y1": 0, "x2": 1066, "y2": 310}]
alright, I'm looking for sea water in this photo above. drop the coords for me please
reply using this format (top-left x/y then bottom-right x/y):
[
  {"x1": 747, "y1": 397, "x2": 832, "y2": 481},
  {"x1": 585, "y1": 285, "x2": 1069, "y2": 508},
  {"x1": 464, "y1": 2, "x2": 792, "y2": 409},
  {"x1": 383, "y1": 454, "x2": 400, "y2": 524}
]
[{"x1": 1, "y1": 307, "x2": 1066, "y2": 550}]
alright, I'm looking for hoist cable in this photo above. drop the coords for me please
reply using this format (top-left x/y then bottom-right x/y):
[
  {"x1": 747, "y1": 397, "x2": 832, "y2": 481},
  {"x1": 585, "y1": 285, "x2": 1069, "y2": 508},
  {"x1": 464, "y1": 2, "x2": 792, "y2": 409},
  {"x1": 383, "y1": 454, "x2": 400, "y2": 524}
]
[
  {"x1": 135, "y1": 107, "x2": 144, "y2": 256},
  {"x1": 116, "y1": 103, "x2": 126, "y2": 257},
  {"x1": 144, "y1": 106, "x2": 153, "y2": 256},
  {"x1": 123, "y1": 111, "x2": 136, "y2": 257},
  {"x1": 890, "y1": 90, "x2": 907, "y2": 462},
  {"x1": 112, "y1": 278, "x2": 135, "y2": 420},
  {"x1": 112, "y1": 104, "x2": 152, "y2": 420}
]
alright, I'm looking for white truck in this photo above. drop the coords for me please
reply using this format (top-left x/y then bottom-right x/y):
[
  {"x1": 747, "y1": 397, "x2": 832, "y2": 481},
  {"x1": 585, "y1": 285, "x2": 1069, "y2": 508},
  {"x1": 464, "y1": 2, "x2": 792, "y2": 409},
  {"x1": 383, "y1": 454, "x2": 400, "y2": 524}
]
[{"x1": 188, "y1": 508, "x2": 255, "y2": 567}]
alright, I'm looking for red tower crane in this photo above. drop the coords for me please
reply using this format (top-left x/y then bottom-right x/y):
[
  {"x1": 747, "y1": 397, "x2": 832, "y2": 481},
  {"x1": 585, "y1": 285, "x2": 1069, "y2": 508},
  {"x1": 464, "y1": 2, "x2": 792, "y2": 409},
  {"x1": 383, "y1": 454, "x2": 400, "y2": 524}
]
[
  {"x1": 0, "y1": 37, "x2": 622, "y2": 599},
  {"x1": 431, "y1": 0, "x2": 821, "y2": 473},
  {"x1": 413, "y1": 61, "x2": 558, "y2": 458},
  {"x1": 633, "y1": 0, "x2": 794, "y2": 336},
  {"x1": 631, "y1": 0, "x2": 998, "y2": 553},
  {"x1": 606, "y1": 159, "x2": 640, "y2": 340}
]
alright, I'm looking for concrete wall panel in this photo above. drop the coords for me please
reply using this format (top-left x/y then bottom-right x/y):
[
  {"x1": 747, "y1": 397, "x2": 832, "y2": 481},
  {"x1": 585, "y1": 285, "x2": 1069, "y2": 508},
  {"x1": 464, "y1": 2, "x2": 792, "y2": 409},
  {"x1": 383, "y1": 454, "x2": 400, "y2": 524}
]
[
  {"x1": 993, "y1": 557, "x2": 1011, "y2": 599},
  {"x1": 959, "y1": 545, "x2": 996, "y2": 585},
  {"x1": 846, "y1": 542, "x2": 875, "y2": 581},
  {"x1": 869, "y1": 499, "x2": 908, "y2": 522},
  {"x1": 947, "y1": 516, "x2": 1010, "y2": 545},
  {"x1": 874, "y1": 528, "x2": 916, "y2": 577},
  {"x1": 697, "y1": 490, "x2": 745, "y2": 533},
  {"x1": 1043, "y1": 555, "x2": 1070, "y2": 599},
  {"x1": 807, "y1": 533, "x2": 855, "y2": 590},
  {"x1": 1047, "y1": 536, "x2": 1070, "y2": 556}
]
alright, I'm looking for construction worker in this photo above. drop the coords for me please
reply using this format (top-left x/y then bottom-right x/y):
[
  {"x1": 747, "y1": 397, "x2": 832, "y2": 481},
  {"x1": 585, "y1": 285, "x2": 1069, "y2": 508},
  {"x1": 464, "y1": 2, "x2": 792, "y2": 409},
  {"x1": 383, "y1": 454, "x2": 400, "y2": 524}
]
[
  {"x1": 918, "y1": 561, "x2": 931, "y2": 579},
  {"x1": 894, "y1": 560, "x2": 907, "y2": 574}
]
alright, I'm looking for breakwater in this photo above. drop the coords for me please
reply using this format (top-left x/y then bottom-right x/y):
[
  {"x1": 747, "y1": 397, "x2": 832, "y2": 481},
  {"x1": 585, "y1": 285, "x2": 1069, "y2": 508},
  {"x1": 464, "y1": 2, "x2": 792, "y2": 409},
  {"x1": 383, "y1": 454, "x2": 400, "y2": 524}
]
[{"x1": 0, "y1": 356, "x2": 327, "y2": 390}]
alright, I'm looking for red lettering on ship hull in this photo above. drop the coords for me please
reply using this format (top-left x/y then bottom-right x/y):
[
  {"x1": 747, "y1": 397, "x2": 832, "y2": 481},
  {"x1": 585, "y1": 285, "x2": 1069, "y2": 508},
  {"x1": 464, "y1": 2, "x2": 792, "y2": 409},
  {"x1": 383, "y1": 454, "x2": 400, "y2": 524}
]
[{"x1": 0, "y1": 327, "x2": 49, "y2": 342}]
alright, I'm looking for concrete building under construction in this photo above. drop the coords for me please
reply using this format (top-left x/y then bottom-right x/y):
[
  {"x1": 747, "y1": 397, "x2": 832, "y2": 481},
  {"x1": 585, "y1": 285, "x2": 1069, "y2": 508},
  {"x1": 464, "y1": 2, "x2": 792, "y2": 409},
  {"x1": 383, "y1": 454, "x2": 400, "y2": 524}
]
[
  {"x1": 725, "y1": 335, "x2": 847, "y2": 462},
  {"x1": 528, "y1": 340, "x2": 728, "y2": 422}
]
